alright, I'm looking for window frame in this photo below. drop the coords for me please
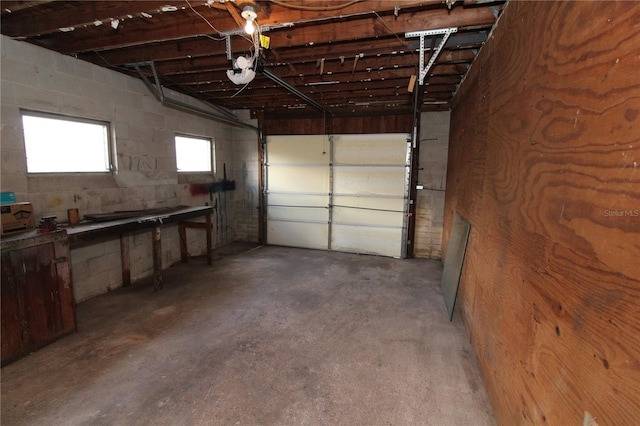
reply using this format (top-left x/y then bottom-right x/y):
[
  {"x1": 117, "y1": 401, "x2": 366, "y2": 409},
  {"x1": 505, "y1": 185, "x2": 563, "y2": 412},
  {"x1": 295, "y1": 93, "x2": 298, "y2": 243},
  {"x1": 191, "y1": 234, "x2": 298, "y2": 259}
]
[
  {"x1": 20, "y1": 109, "x2": 114, "y2": 175},
  {"x1": 174, "y1": 133, "x2": 215, "y2": 175}
]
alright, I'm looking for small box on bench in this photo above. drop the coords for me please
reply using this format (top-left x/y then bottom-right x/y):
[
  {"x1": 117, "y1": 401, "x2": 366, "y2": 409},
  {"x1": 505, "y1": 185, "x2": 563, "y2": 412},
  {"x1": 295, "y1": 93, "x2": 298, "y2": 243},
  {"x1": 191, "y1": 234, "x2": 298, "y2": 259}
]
[{"x1": 1, "y1": 203, "x2": 35, "y2": 235}]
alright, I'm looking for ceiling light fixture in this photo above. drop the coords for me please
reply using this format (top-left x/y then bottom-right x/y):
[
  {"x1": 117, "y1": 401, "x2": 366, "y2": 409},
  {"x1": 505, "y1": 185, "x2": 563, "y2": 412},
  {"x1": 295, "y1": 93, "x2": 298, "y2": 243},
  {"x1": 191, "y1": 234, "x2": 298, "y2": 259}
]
[
  {"x1": 227, "y1": 55, "x2": 256, "y2": 85},
  {"x1": 240, "y1": 2, "x2": 257, "y2": 34}
]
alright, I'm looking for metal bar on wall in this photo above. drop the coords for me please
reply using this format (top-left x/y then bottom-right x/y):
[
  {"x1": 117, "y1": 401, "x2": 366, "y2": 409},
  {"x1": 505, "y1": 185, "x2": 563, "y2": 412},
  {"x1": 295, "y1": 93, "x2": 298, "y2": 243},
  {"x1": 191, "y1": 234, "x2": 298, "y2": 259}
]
[
  {"x1": 401, "y1": 139, "x2": 412, "y2": 259},
  {"x1": 262, "y1": 136, "x2": 269, "y2": 244},
  {"x1": 405, "y1": 28, "x2": 458, "y2": 86},
  {"x1": 327, "y1": 135, "x2": 335, "y2": 250}
]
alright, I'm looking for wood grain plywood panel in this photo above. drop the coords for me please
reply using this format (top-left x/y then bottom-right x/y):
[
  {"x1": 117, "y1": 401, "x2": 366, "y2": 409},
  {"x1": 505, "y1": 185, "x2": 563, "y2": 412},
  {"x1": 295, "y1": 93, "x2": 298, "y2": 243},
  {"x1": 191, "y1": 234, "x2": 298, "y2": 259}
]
[
  {"x1": 446, "y1": 1, "x2": 640, "y2": 424},
  {"x1": 442, "y1": 74, "x2": 489, "y2": 264}
]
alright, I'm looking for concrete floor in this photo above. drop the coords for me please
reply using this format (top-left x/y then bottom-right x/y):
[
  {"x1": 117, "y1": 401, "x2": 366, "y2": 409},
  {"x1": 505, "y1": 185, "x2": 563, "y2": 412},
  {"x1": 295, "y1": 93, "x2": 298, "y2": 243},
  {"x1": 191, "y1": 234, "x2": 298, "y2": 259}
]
[{"x1": 1, "y1": 244, "x2": 494, "y2": 425}]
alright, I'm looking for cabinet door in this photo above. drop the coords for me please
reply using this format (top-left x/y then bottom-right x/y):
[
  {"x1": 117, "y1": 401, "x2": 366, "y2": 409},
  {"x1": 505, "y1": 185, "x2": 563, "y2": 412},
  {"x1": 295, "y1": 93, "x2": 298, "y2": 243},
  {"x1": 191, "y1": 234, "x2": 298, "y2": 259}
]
[
  {"x1": 1, "y1": 240, "x2": 75, "y2": 365},
  {"x1": 1, "y1": 252, "x2": 25, "y2": 363},
  {"x1": 19, "y1": 243, "x2": 63, "y2": 350}
]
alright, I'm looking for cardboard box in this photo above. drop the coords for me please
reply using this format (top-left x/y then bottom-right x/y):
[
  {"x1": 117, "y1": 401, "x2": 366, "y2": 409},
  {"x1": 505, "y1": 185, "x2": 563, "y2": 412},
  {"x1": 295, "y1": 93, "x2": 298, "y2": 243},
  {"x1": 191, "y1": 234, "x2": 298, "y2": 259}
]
[{"x1": 1, "y1": 203, "x2": 35, "y2": 235}]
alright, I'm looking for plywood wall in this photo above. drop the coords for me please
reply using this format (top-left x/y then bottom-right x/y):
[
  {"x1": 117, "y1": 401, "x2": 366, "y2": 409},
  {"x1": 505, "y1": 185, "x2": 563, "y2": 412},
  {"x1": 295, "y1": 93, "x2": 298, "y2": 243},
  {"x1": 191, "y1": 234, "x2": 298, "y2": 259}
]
[{"x1": 445, "y1": 1, "x2": 640, "y2": 424}]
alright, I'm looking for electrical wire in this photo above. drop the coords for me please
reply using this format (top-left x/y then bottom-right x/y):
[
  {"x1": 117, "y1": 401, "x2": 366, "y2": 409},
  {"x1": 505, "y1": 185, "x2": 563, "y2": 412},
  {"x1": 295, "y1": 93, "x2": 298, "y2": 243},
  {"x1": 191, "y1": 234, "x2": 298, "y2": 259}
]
[
  {"x1": 186, "y1": 0, "x2": 262, "y2": 97},
  {"x1": 372, "y1": 10, "x2": 416, "y2": 60},
  {"x1": 229, "y1": 80, "x2": 252, "y2": 98},
  {"x1": 204, "y1": 34, "x2": 226, "y2": 41},
  {"x1": 184, "y1": 0, "x2": 222, "y2": 34},
  {"x1": 93, "y1": 50, "x2": 137, "y2": 74},
  {"x1": 269, "y1": 0, "x2": 363, "y2": 11}
]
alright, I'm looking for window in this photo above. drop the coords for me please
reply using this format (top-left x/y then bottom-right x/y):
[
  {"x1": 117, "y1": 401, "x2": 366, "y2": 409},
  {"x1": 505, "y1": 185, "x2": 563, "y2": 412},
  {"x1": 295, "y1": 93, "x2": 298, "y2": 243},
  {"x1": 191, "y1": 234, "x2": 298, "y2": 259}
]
[
  {"x1": 21, "y1": 111, "x2": 112, "y2": 173},
  {"x1": 175, "y1": 134, "x2": 214, "y2": 173}
]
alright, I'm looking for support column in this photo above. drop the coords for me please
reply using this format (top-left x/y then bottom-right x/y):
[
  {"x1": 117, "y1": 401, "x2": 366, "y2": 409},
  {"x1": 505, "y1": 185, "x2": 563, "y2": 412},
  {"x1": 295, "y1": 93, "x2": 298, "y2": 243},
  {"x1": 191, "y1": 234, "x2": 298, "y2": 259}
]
[
  {"x1": 206, "y1": 213, "x2": 212, "y2": 265},
  {"x1": 152, "y1": 226, "x2": 163, "y2": 291},
  {"x1": 120, "y1": 234, "x2": 131, "y2": 286}
]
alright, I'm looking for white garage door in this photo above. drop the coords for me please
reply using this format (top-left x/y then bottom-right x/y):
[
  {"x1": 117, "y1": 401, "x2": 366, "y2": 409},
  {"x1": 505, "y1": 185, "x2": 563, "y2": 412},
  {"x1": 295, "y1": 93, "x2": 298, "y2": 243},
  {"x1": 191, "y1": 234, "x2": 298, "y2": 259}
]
[{"x1": 266, "y1": 133, "x2": 410, "y2": 258}]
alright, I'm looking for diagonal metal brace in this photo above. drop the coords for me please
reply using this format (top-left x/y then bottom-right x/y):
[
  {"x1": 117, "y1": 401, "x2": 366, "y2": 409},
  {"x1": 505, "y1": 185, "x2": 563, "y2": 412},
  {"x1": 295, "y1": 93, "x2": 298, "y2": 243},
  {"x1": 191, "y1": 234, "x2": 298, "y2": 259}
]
[{"x1": 405, "y1": 27, "x2": 458, "y2": 85}]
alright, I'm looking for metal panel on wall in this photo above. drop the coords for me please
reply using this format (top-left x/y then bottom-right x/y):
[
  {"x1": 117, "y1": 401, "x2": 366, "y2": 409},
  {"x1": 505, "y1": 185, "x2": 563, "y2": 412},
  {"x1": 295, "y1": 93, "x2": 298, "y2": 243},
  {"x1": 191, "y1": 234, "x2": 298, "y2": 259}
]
[{"x1": 265, "y1": 133, "x2": 410, "y2": 257}]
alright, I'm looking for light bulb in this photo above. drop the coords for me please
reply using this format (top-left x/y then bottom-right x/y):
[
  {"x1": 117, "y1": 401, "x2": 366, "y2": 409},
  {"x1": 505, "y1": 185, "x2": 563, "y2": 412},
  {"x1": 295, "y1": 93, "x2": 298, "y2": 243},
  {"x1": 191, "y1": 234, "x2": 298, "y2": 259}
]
[{"x1": 244, "y1": 19, "x2": 255, "y2": 34}]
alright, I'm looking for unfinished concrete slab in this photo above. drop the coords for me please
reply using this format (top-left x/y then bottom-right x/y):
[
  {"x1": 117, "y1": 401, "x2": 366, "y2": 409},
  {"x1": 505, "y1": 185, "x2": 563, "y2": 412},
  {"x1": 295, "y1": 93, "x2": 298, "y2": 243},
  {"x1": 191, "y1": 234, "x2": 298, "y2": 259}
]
[{"x1": 1, "y1": 245, "x2": 494, "y2": 425}]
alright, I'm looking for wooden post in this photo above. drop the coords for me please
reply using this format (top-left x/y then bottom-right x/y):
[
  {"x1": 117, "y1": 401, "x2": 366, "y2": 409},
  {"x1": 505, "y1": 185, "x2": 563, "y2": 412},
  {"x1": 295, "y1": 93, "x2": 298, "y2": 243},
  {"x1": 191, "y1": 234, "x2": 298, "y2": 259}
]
[
  {"x1": 178, "y1": 223, "x2": 188, "y2": 263},
  {"x1": 206, "y1": 213, "x2": 212, "y2": 266},
  {"x1": 152, "y1": 227, "x2": 162, "y2": 291},
  {"x1": 120, "y1": 234, "x2": 131, "y2": 286}
]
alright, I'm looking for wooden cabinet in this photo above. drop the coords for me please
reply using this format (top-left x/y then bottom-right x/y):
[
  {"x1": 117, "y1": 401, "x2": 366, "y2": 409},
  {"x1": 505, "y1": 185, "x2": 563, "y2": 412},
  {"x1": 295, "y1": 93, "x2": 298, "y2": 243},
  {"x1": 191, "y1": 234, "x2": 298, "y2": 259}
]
[{"x1": 1, "y1": 230, "x2": 76, "y2": 366}]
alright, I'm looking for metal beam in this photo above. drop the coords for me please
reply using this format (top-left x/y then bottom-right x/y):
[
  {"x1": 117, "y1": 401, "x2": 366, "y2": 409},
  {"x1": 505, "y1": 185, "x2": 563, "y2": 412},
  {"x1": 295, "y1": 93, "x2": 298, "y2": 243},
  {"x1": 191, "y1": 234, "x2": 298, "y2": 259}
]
[
  {"x1": 406, "y1": 27, "x2": 458, "y2": 85},
  {"x1": 129, "y1": 62, "x2": 259, "y2": 131},
  {"x1": 261, "y1": 67, "x2": 332, "y2": 116}
]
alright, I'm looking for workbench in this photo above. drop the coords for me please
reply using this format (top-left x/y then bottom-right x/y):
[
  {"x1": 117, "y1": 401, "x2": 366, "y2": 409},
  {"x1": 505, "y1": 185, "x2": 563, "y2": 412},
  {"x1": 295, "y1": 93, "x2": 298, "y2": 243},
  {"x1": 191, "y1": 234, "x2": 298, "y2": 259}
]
[{"x1": 66, "y1": 205, "x2": 213, "y2": 290}]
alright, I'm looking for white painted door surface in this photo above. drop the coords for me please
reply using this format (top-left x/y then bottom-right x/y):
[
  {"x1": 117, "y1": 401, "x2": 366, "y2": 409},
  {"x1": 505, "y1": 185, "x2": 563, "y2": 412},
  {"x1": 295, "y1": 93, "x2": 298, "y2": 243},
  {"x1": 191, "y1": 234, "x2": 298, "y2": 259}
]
[
  {"x1": 266, "y1": 133, "x2": 409, "y2": 257},
  {"x1": 266, "y1": 135, "x2": 330, "y2": 250}
]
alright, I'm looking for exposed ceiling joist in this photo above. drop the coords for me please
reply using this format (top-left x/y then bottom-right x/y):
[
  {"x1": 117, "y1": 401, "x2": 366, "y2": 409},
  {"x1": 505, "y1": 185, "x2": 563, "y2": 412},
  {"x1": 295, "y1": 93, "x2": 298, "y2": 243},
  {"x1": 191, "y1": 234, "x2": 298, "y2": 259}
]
[{"x1": 1, "y1": 0, "x2": 505, "y2": 116}]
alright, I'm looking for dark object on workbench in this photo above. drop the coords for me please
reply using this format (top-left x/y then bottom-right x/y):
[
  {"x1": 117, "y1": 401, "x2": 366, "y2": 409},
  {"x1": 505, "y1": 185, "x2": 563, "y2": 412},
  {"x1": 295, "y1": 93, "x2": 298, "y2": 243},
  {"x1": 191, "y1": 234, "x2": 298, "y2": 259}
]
[
  {"x1": 67, "y1": 208, "x2": 79, "y2": 226},
  {"x1": 37, "y1": 215, "x2": 58, "y2": 233}
]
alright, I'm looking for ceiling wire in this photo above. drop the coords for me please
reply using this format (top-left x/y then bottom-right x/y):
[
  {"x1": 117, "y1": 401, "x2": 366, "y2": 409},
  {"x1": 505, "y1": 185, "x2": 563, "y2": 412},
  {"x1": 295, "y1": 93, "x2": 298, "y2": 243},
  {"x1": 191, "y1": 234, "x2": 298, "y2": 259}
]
[
  {"x1": 184, "y1": 0, "x2": 222, "y2": 33},
  {"x1": 268, "y1": 0, "x2": 363, "y2": 11},
  {"x1": 229, "y1": 80, "x2": 252, "y2": 98},
  {"x1": 185, "y1": 0, "x2": 262, "y2": 98},
  {"x1": 372, "y1": 10, "x2": 416, "y2": 60}
]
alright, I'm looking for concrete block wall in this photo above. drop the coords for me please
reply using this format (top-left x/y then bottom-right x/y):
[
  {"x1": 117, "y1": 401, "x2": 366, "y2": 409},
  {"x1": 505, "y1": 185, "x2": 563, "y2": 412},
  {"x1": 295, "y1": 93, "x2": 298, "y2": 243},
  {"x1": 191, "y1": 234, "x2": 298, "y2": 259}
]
[
  {"x1": 1, "y1": 35, "x2": 259, "y2": 302},
  {"x1": 232, "y1": 112, "x2": 261, "y2": 242},
  {"x1": 413, "y1": 111, "x2": 450, "y2": 259}
]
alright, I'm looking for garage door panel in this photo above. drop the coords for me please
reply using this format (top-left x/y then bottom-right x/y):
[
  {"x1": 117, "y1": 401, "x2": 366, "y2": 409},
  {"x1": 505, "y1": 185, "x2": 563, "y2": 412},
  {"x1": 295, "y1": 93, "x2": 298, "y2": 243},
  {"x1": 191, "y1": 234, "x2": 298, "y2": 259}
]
[
  {"x1": 268, "y1": 205, "x2": 329, "y2": 222},
  {"x1": 332, "y1": 196, "x2": 404, "y2": 211},
  {"x1": 268, "y1": 165, "x2": 329, "y2": 193},
  {"x1": 331, "y1": 224, "x2": 402, "y2": 258},
  {"x1": 267, "y1": 221, "x2": 328, "y2": 250},
  {"x1": 268, "y1": 193, "x2": 329, "y2": 207},
  {"x1": 333, "y1": 134, "x2": 408, "y2": 164},
  {"x1": 333, "y1": 167, "x2": 406, "y2": 196},
  {"x1": 332, "y1": 195, "x2": 404, "y2": 227},
  {"x1": 266, "y1": 133, "x2": 410, "y2": 258},
  {"x1": 332, "y1": 206, "x2": 403, "y2": 228},
  {"x1": 268, "y1": 135, "x2": 329, "y2": 164}
]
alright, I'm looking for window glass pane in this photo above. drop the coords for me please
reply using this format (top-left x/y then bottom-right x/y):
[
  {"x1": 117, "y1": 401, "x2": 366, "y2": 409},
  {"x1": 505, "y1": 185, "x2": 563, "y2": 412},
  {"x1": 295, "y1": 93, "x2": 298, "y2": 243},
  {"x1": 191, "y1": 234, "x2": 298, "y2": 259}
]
[
  {"x1": 175, "y1": 135, "x2": 212, "y2": 172},
  {"x1": 22, "y1": 113, "x2": 110, "y2": 173}
]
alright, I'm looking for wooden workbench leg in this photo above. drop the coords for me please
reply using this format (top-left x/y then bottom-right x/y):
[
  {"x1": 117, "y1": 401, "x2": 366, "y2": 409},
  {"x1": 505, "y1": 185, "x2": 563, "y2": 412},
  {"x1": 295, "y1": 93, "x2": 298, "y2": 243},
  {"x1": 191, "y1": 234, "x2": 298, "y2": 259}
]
[
  {"x1": 179, "y1": 223, "x2": 188, "y2": 263},
  {"x1": 120, "y1": 234, "x2": 131, "y2": 287},
  {"x1": 206, "y1": 213, "x2": 212, "y2": 266},
  {"x1": 152, "y1": 227, "x2": 163, "y2": 291}
]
